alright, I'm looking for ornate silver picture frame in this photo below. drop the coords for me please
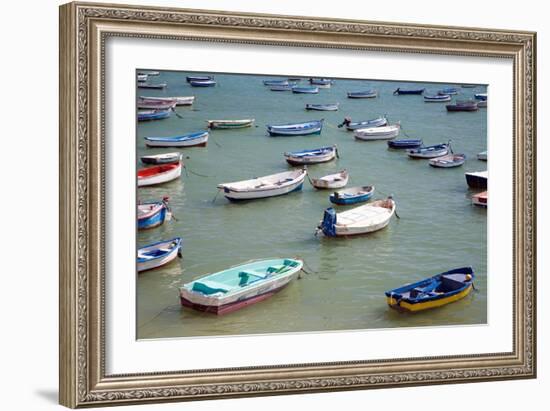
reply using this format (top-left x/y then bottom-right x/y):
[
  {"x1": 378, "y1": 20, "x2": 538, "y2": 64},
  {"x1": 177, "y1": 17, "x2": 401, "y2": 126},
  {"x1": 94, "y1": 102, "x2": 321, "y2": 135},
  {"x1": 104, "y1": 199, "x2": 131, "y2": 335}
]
[{"x1": 59, "y1": 1, "x2": 536, "y2": 407}]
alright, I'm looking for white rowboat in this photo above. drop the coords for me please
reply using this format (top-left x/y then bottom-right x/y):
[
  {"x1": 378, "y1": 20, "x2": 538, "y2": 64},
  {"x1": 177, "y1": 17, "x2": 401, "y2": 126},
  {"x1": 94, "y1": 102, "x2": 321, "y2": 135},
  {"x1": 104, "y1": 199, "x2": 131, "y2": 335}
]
[
  {"x1": 217, "y1": 168, "x2": 307, "y2": 201},
  {"x1": 318, "y1": 197, "x2": 396, "y2": 236},
  {"x1": 139, "y1": 96, "x2": 195, "y2": 106},
  {"x1": 310, "y1": 170, "x2": 349, "y2": 189},
  {"x1": 354, "y1": 123, "x2": 401, "y2": 140}
]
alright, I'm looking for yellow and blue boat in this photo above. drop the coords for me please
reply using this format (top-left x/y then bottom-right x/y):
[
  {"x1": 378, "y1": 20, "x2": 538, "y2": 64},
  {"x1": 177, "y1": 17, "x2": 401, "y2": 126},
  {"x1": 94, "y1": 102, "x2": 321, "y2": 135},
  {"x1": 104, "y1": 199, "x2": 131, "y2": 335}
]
[{"x1": 385, "y1": 267, "x2": 475, "y2": 312}]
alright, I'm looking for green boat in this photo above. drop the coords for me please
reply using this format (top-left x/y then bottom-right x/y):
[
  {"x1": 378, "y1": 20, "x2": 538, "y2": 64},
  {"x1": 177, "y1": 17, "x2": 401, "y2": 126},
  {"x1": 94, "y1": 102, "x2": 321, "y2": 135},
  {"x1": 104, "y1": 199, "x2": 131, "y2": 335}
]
[{"x1": 179, "y1": 258, "x2": 303, "y2": 314}]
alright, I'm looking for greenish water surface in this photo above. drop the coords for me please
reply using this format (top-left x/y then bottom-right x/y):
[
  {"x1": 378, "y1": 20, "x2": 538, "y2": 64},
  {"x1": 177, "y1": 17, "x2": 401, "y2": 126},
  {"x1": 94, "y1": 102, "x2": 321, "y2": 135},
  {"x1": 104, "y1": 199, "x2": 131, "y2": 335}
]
[{"x1": 136, "y1": 72, "x2": 487, "y2": 339}]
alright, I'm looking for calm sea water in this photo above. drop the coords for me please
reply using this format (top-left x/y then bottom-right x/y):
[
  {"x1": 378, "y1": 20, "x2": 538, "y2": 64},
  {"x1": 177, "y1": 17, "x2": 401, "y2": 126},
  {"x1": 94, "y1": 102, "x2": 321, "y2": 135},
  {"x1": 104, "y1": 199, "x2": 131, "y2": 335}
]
[{"x1": 136, "y1": 71, "x2": 487, "y2": 339}]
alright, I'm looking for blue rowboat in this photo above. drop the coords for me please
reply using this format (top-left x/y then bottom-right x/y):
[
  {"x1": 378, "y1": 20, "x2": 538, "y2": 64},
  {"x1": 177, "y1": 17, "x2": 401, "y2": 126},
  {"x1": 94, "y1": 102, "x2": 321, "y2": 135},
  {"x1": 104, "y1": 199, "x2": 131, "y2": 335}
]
[
  {"x1": 385, "y1": 267, "x2": 475, "y2": 312},
  {"x1": 292, "y1": 86, "x2": 319, "y2": 94},
  {"x1": 144, "y1": 130, "x2": 209, "y2": 147},
  {"x1": 475, "y1": 93, "x2": 488, "y2": 101},
  {"x1": 189, "y1": 79, "x2": 216, "y2": 87},
  {"x1": 438, "y1": 87, "x2": 459, "y2": 95},
  {"x1": 424, "y1": 94, "x2": 451, "y2": 102},
  {"x1": 270, "y1": 85, "x2": 292, "y2": 91},
  {"x1": 263, "y1": 79, "x2": 290, "y2": 86},
  {"x1": 137, "y1": 237, "x2": 182, "y2": 272},
  {"x1": 338, "y1": 116, "x2": 388, "y2": 130},
  {"x1": 329, "y1": 185, "x2": 374, "y2": 205},
  {"x1": 137, "y1": 197, "x2": 171, "y2": 229},
  {"x1": 284, "y1": 145, "x2": 337, "y2": 165},
  {"x1": 179, "y1": 258, "x2": 303, "y2": 315},
  {"x1": 305, "y1": 103, "x2": 339, "y2": 111},
  {"x1": 387, "y1": 139, "x2": 423, "y2": 149},
  {"x1": 393, "y1": 87, "x2": 425, "y2": 95},
  {"x1": 347, "y1": 90, "x2": 378, "y2": 98},
  {"x1": 186, "y1": 75, "x2": 213, "y2": 82},
  {"x1": 138, "y1": 109, "x2": 171, "y2": 121},
  {"x1": 407, "y1": 143, "x2": 449, "y2": 159},
  {"x1": 267, "y1": 119, "x2": 323, "y2": 136}
]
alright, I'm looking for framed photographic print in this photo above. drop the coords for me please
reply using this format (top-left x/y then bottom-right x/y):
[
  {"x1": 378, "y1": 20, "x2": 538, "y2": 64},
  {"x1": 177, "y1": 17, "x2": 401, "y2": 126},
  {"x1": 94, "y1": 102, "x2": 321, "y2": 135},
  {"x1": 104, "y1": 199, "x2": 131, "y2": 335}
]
[{"x1": 59, "y1": 1, "x2": 536, "y2": 408}]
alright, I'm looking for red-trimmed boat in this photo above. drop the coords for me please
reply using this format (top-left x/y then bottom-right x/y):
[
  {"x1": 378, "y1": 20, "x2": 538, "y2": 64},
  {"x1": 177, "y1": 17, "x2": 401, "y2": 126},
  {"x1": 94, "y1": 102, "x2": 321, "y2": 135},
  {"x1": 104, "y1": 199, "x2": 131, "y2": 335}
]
[{"x1": 137, "y1": 161, "x2": 182, "y2": 187}]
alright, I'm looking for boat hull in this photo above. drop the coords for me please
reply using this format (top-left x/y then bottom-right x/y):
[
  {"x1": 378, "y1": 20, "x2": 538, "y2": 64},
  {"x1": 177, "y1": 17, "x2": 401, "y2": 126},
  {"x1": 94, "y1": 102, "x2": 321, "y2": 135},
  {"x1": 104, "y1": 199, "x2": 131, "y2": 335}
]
[
  {"x1": 219, "y1": 170, "x2": 307, "y2": 201},
  {"x1": 465, "y1": 172, "x2": 488, "y2": 189},
  {"x1": 138, "y1": 204, "x2": 169, "y2": 230},
  {"x1": 354, "y1": 125, "x2": 400, "y2": 141},
  {"x1": 285, "y1": 150, "x2": 336, "y2": 165},
  {"x1": 311, "y1": 172, "x2": 349, "y2": 189},
  {"x1": 407, "y1": 146, "x2": 449, "y2": 159},
  {"x1": 329, "y1": 191, "x2": 373, "y2": 205},
  {"x1": 387, "y1": 284, "x2": 473, "y2": 312},
  {"x1": 145, "y1": 132, "x2": 208, "y2": 148},
  {"x1": 428, "y1": 155, "x2": 466, "y2": 168},
  {"x1": 305, "y1": 104, "x2": 339, "y2": 111},
  {"x1": 137, "y1": 163, "x2": 182, "y2": 187},
  {"x1": 179, "y1": 259, "x2": 302, "y2": 314},
  {"x1": 137, "y1": 238, "x2": 182, "y2": 272},
  {"x1": 387, "y1": 139, "x2": 423, "y2": 149},
  {"x1": 140, "y1": 153, "x2": 182, "y2": 164},
  {"x1": 207, "y1": 120, "x2": 254, "y2": 129},
  {"x1": 472, "y1": 191, "x2": 488, "y2": 207},
  {"x1": 180, "y1": 283, "x2": 289, "y2": 315}
]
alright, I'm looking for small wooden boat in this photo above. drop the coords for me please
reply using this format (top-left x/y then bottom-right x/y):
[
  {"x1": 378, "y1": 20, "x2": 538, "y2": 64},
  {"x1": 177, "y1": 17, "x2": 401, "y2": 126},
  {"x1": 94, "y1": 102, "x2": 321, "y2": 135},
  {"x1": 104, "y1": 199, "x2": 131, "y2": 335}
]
[
  {"x1": 424, "y1": 94, "x2": 451, "y2": 102},
  {"x1": 309, "y1": 78, "x2": 333, "y2": 87},
  {"x1": 317, "y1": 197, "x2": 395, "y2": 236},
  {"x1": 139, "y1": 96, "x2": 195, "y2": 106},
  {"x1": 267, "y1": 120, "x2": 323, "y2": 136},
  {"x1": 284, "y1": 145, "x2": 338, "y2": 165},
  {"x1": 354, "y1": 123, "x2": 400, "y2": 141},
  {"x1": 137, "y1": 109, "x2": 171, "y2": 121},
  {"x1": 339, "y1": 116, "x2": 388, "y2": 130},
  {"x1": 393, "y1": 87, "x2": 425, "y2": 95},
  {"x1": 137, "y1": 74, "x2": 148, "y2": 82},
  {"x1": 407, "y1": 143, "x2": 449, "y2": 159},
  {"x1": 270, "y1": 85, "x2": 292, "y2": 91},
  {"x1": 189, "y1": 79, "x2": 216, "y2": 87},
  {"x1": 477, "y1": 100, "x2": 487, "y2": 108},
  {"x1": 138, "y1": 71, "x2": 160, "y2": 76},
  {"x1": 474, "y1": 93, "x2": 488, "y2": 101},
  {"x1": 137, "y1": 100, "x2": 176, "y2": 110},
  {"x1": 438, "y1": 87, "x2": 459, "y2": 95},
  {"x1": 137, "y1": 237, "x2": 182, "y2": 272},
  {"x1": 137, "y1": 162, "x2": 182, "y2": 187},
  {"x1": 387, "y1": 139, "x2": 423, "y2": 149},
  {"x1": 465, "y1": 170, "x2": 487, "y2": 189},
  {"x1": 347, "y1": 90, "x2": 377, "y2": 98},
  {"x1": 263, "y1": 79, "x2": 290, "y2": 86},
  {"x1": 429, "y1": 153, "x2": 466, "y2": 168},
  {"x1": 138, "y1": 197, "x2": 172, "y2": 229},
  {"x1": 329, "y1": 186, "x2": 375, "y2": 205},
  {"x1": 472, "y1": 191, "x2": 488, "y2": 207},
  {"x1": 292, "y1": 86, "x2": 319, "y2": 94},
  {"x1": 477, "y1": 151, "x2": 487, "y2": 161},
  {"x1": 186, "y1": 75, "x2": 213, "y2": 82},
  {"x1": 179, "y1": 258, "x2": 303, "y2": 314},
  {"x1": 137, "y1": 83, "x2": 167, "y2": 89},
  {"x1": 144, "y1": 131, "x2": 209, "y2": 147},
  {"x1": 446, "y1": 100, "x2": 478, "y2": 112},
  {"x1": 310, "y1": 170, "x2": 349, "y2": 189},
  {"x1": 141, "y1": 152, "x2": 182, "y2": 165},
  {"x1": 217, "y1": 169, "x2": 307, "y2": 201},
  {"x1": 305, "y1": 103, "x2": 339, "y2": 111},
  {"x1": 207, "y1": 119, "x2": 254, "y2": 129},
  {"x1": 385, "y1": 267, "x2": 475, "y2": 312}
]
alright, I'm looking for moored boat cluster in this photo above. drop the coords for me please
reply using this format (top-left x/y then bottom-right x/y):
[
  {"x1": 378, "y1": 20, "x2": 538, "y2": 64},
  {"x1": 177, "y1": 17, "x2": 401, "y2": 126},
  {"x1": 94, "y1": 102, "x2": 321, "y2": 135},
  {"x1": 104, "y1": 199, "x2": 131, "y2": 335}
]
[{"x1": 137, "y1": 72, "x2": 487, "y2": 316}]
